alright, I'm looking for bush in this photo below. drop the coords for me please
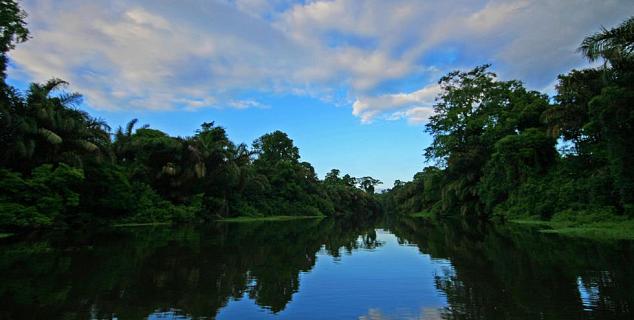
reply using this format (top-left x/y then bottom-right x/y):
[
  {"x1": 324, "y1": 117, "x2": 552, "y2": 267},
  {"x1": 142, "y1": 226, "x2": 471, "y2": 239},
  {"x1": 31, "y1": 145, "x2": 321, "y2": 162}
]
[
  {"x1": 0, "y1": 164, "x2": 84, "y2": 230},
  {"x1": 551, "y1": 207, "x2": 623, "y2": 226},
  {"x1": 121, "y1": 183, "x2": 201, "y2": 223}
]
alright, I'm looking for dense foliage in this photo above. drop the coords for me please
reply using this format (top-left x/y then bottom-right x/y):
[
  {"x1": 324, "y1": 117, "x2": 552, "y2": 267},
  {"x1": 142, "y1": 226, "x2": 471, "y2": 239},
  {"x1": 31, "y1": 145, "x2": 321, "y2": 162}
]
[
  {"x1": 0, "y1": 1, "x2": 380, "y2": 233},
  {"x1": 2, "y1": 0, "x2": 632, "y2": 233},
  {"x1": 383, "y1": 16, "x2": 634, "y2": 225}
]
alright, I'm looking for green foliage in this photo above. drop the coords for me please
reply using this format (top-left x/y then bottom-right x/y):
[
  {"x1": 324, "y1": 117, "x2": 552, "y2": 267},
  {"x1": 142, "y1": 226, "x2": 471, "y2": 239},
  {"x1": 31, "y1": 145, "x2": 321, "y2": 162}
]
[
  {"x1": 0, "y1": 2, "x2": 379, "y2": 231},
  {"x1": 579, "y1": 16, "x2": 634, "y2": 66},
  {"x1": 479, "y1": 128, "x2": 557, "y2": 214},
  {"x1": 381, "y1": 167, "x2": 443, "y2": 217},
  {"x1": 0, "y1": 164, "x2": 84, "y2": 229},
  {"x1": 322, "y1": 169, "x2": 382, "y2": 217},
  {"x1": 124, "y1": 183, "x2": 201, "y2": 224},
  {"x1": 2, "y1": 0, "x2": 632, "y2": 235},
  {"x1": 0, "y1": 0, "x2": 29, "y2": 79},
  {"x1": 418, "y1": 64, "x2": 552, "y2": 218},
  {"x1": 0, "y1": 0, "x2": 379, "y2": 232},
  {"x1": 356, "y1": 176, "x2": 382, "y2": 194},
  {"x1": 385, "y1": 16, "x2": 634, "y2": 231}
]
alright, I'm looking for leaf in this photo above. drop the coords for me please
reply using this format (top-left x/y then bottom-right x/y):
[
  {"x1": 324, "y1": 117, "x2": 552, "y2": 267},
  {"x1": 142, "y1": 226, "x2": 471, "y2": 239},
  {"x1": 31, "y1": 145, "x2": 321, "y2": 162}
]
[{"x1": 38, "y1": 128, "x2": 62, "y2": 144}]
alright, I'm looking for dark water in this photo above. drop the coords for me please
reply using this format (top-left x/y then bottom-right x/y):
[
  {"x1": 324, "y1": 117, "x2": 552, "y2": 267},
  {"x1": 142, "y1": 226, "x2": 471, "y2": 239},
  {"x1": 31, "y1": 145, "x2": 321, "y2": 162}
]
[{"x1": 0, "y1": 217, "x2": 632, "y2": 319}]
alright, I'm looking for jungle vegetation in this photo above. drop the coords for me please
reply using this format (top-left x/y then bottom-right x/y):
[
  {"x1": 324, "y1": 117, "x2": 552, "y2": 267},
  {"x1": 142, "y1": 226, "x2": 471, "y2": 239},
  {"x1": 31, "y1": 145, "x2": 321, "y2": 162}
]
[
  {"x1": 382, "y1": 16, "x2": 634, "y2": 230},
  {"x1": 1, "y1": 0, "x2": 633, "y2": 235},
  {"x1": 0, "y1": 1, "x2": 381, "y2": 233}
]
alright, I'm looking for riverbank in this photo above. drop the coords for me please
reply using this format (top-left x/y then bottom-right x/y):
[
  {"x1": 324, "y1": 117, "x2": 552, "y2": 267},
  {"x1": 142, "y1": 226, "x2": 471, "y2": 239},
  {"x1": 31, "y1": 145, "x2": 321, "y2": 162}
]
[
  {"x1": 217, "y1": 215, "x2": 324, "y2": 223},
  {"x1": 112, "y1": 222, "x2": 172, "y2": 228},
  {"x1": 110, "y1": 215, "x2": 324, "y2": 227},
  {"x1": 511, "y1": 219, "x2": 634, "y2": 240},
  {"x1": 406, "y1": 211, "x2": 634, "y2": 241}
]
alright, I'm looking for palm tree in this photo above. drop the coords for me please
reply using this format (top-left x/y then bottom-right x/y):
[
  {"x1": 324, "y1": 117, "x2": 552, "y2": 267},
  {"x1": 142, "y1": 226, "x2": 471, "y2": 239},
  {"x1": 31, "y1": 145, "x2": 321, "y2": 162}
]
[
  {"x1": 113, "y1": 118, "x2": 149, "y2": 163},
  {"x1": 579, "y1": 16, "x2": 634, "y2": 66},
  {"x1": 20, "y1": 78, "x2": 110, "y2": 168}
]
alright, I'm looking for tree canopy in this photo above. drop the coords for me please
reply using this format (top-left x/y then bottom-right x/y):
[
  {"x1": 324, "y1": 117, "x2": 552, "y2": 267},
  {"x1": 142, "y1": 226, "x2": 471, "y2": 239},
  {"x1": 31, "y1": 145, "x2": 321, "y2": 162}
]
[
  {"x1": 383, "y1": 16, "x2": 634, "y2": 224},
  {"x1": 1, "y1": 0, "x2": 633, "y2": 233},
  {"x1": 0, "y1": 1, "x2": 382, "y2": 233}
]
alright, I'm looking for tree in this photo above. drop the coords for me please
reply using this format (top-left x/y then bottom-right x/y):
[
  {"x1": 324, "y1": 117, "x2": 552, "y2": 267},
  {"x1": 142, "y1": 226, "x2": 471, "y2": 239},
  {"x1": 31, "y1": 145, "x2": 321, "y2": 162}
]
[
  {"x1": 579, "y1": 16, "x2": 634, "y2": 68},
  {"x1": 580, "y1": 18, "x2": 634, "y2": 212},
  {"x1": 1, "y1": 79, "x2": 111, "y2": 172},
  {"x1": 547, "y1": 17, "x2": 634, "y2": 213},
  {"x1": 0, "y1": 163, "x2": 84, "y2": 229},
  {"x1": 0, "y1": 1, "x2": 29, "y2": 165},
  {"x1": 424, "y1": 65, "x2": 550, "y2": 218},
  {"x1": 324, "y1": 169, "x2": 341, "y2": 184},
  {"x1": 0, "y1": 0, "x2": 386, "y2": 232},
  {"x1": 0, "y1": 0, "x2": 29, "y2": 79},
  {"x1": 113, "y1": 118, "x2": 149, "y2": 163},
  {"x1": 543, "y1": 69, "x2": 605, "y2": 155},
  {"x1": 342, "y1": 174, "x2": 356, "y2": 187},
  {"x1": 357, "y1": 176, "x2": 382, "y2": 194},
  {"x1": 479, "y1": 129, "x2": 557, "y2": 214},
  {"x1": 253, "y1": 130, "x2": 300, "y2": 164}
]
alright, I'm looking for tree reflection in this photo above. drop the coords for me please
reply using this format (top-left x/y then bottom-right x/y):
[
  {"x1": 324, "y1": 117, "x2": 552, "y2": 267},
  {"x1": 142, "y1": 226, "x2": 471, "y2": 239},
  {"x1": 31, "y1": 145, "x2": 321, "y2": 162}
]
[
  {"x1": 1, "y1": 216, "x2": 632, "y2": 319},
  {"x1": 389, "y1": 217, "x2": 634, "y2": 319},
  {"x1": 0, "y1": 217, "x2": 381, "y2": 319}
]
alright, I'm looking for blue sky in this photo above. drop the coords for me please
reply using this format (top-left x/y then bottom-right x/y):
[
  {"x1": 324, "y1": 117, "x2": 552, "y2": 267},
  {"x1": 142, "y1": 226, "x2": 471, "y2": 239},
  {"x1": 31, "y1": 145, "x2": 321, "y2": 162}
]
[{"x1": 7, "y1": 0, "x2": 634, "y2": 187}]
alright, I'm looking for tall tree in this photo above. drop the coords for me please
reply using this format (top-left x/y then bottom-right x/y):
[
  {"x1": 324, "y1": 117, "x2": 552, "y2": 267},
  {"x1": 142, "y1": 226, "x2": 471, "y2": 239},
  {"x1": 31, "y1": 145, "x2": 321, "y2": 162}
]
[
  {"x1": 0, "y1": 0, "x2": 29, "y2": 80},
  {"x1": 575, "y1": 16, "x2": 634, "y2": 211},
  {"x1": 579, "y1": 16, "x2": 634, "y2": 68},
  {"x1": 425, "y1": 65, "x2": 551, "y2": 217},
  {"x1": 357, "y1": 176, "x2": 382, "y2": 194}
]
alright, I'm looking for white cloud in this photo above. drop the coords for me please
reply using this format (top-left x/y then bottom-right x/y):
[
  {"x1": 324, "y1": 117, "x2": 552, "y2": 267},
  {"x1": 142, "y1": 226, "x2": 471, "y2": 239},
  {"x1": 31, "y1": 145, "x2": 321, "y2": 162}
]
[
  {"x1": 10, "y1": 0, "x2": 304, "y2": 111},
  {"x1": 388, "y1": 107, "x2": 436, "y2": 124},
  {"x1": 7, "y1": 0, "x2": 634, "y2": 122},
  {"x1": 228, "y1": 99, "x2": 268, "y2": 109},
  {"x1": 353, "y1": 84, "x2": 440, "y2": 123}
]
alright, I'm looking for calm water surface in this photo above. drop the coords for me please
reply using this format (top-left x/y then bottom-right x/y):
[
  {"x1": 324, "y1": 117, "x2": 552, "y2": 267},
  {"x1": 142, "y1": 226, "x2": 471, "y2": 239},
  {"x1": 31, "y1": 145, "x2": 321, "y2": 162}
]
[{"x1": 0, "y1": 217, "x2": 632, "y2": 319}]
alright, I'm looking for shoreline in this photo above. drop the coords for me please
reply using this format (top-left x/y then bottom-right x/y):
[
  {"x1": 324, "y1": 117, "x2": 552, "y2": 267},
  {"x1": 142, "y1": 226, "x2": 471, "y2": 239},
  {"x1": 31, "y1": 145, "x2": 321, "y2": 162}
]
[
  {"x1": 511, "y1": 219, "x2": 634, "y2": 241},
  {"x1": 217, "y1": 215, "x2": 324, "y2": 223}
]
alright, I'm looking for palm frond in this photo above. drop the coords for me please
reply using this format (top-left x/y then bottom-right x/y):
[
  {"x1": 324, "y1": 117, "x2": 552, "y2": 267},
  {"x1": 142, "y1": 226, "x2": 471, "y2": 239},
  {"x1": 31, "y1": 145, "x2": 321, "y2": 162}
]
[
  {"x1": 42, "y1": 78, "x2": 69, "y2": 95},
  {"x1": 125, "y1": 118, "x2": 138, "y2": 136},
  {"x1": 58, "y1": 92, "x2": 83, "y2": 107},
  {"x1": 194, "y1": 162, "x2": 206, "y2": 178},
  {"x1": 579, "y1": 17, "x2": 634, "y2": 62},
  {"x1": 38, "y1": 128, "x2": 62, "y2": 144},
  {"x1": 78, "y1": 140, "x2": 98, "y2": 152}
]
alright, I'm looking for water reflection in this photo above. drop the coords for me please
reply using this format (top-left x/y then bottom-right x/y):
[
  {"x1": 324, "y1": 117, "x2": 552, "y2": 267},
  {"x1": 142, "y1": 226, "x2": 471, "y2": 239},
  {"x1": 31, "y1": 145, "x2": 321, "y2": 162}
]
[
  {"x1": 0, "y1": 217, "x2": 632, "y2": 319},
  {"x1": 390, "y1": 217, "x2": 634, "y2": 319},
  {"x1": 0, "y1": 218, "x2": 382, "y2": 319},
  {"x1": 358, "y1": 308, "x2": 444, "y2": 320}
]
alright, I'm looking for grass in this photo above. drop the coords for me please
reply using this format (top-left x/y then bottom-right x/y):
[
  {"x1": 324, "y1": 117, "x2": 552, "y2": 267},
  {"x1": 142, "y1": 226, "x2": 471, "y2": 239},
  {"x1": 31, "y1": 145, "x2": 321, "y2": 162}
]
[
  {"x1": 0, "y1": 233, "x2": 15, "y2": 239},
  {"x1": 409, "y1": 211, "x2": 433, "y2": 219},
  {"x1": 217, "y1": 215, "x2": 324, "y2": 223},
  {"x1": 112, "y1": 222, "x2": 172, "y2": 228},
  {"x1": 511, "y1": 219, "x2": 634, "y2": 240}
]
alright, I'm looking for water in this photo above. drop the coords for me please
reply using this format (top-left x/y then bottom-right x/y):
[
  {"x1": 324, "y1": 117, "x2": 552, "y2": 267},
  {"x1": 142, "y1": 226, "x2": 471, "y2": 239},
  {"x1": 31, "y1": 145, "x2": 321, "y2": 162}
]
[{"x1": 0, "y1": 217, "x2": 632, "y2": 319}]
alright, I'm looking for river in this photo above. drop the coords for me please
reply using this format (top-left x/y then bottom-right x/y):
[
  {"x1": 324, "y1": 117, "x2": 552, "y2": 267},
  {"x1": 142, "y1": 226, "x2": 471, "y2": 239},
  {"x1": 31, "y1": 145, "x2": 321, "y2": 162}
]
[{"x1": 0, "y1": 217, "x2": 632, "y2": 319}]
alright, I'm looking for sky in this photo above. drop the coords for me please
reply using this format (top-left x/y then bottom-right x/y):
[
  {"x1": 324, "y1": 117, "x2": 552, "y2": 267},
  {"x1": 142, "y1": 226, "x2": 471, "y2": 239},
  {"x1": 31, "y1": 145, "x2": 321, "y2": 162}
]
[{"x1": 6, "y1": 0, "x2": 634, "y2": 187}]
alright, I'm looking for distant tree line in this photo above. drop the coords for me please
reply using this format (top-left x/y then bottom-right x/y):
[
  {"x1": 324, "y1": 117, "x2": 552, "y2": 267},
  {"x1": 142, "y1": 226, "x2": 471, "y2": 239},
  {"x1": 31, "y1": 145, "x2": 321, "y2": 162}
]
[
  {"x1": 382, "y1": 16, "x2": 634, "y2": 224},
  {"x1": 0, "y1": 1, "x2": 381, "y2": 233}
]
